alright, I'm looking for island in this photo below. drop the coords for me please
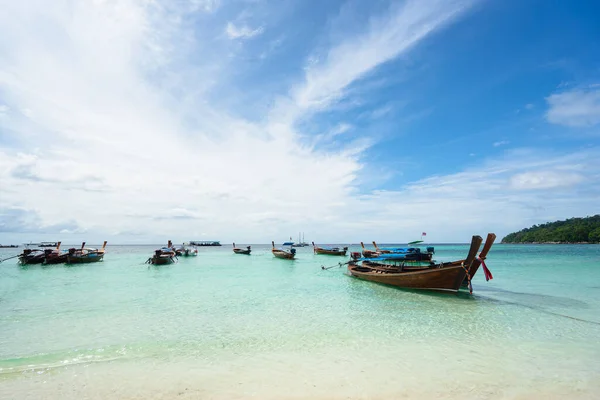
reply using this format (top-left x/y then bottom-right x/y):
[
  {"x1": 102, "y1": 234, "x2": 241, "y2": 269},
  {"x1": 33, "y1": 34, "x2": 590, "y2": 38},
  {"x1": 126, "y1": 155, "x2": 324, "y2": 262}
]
[{"x1": 502, "y1": 215, "x2": 600, "y2": 244}]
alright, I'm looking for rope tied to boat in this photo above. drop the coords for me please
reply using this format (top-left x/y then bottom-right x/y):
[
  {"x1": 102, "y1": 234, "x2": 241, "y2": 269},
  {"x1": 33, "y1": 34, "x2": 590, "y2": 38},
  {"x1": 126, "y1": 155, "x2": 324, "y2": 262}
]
[
  {"x1": 461, "y1": 261, "x2": 473, "y2": 294},
  {"x1": 478, "y1": 257, "x2": 493, "y2": 281},
  {"x1": 0, "y1": 254, "x2": 21, "y2": 263},
  {"x1": 321, "y1": 260, "x2": 351, "y2": 270}
]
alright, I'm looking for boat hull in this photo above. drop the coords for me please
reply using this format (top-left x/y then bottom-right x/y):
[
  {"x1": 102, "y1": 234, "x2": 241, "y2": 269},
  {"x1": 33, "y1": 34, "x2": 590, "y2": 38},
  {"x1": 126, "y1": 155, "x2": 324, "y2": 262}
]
[
  {"x1": 150, "y1": 256, "x2": 175, "y2": 265},
  {"x1": 233, "y1": 249, "x2": 251, "y2": 255},
  {"x1": 67, "y1": 253, "x2": 104, "y2": 264},
  {"x1": 44, "y1": 254, "x2": 68, "y2": 264},
  {"x1": 315, "y1": 248, "x2": 347, "y2": 256},
  {"x1": 272, "y1": 250, "x2": 295, "y2": 259},
  {"x1": 348, "y1": 262, "x2": 467, "y2": 292},
  {"x1": 19, "y1": 256, "x2": 45, "y2": 265}
]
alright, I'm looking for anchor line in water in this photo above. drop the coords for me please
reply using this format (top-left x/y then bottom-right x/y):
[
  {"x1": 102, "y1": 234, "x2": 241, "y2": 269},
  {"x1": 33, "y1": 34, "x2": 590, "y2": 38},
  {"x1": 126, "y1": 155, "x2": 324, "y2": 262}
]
[
  {"x1": 0, "y1": 254, "x2": 21, "y2": 263},
  {"x1": 321, "y1": 261, "x2": 351, "y2": 270}
]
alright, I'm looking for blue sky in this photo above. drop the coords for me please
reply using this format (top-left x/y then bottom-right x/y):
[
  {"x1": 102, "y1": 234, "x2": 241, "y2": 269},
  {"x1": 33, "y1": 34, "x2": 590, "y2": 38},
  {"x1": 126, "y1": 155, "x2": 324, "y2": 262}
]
[{"x1": 1, "y1": 0, "x2": 599, "y2": 244}]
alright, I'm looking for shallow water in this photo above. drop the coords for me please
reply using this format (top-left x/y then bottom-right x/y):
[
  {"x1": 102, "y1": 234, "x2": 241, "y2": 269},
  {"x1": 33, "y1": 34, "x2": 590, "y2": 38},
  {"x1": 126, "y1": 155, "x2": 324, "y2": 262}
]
[{"x1": 1, "y1": 243, "x2": 599, "y2": 399}]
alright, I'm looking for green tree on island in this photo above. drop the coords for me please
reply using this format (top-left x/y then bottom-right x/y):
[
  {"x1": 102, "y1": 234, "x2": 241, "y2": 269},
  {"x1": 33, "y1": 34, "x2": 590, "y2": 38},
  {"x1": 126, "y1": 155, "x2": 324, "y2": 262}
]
[{"x1": 502, "y1": 215, "x2": 600, "y2": 243}]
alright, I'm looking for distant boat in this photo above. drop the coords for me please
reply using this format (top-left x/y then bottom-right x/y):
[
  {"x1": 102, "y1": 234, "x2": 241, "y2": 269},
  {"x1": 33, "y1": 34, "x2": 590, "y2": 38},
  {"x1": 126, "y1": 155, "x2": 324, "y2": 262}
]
[
  {"x1": 292, "y1": 233, "x2": 309, "y2": 247},
  {"x1": 272, "y1": 241, "x2": 296, "y2": 259},
  {"x1": 312, "y1": 242, "x2": 348, "y2": 256},
  {"x1": 30, "y1": 242, "x2": 59, "y2": 248},
  {"x1": 348, "y1": 234, "x2": 495, "y2": 293},
  {"x1": 233, "y1": 243, "x2": 251, "y2": 255},
  {"x1": 67, "y1": 241, "x2": 107, "y2": 264},
  {"x1": 0, "y1": 244, "x2": 18, "y2": 248},
  {"x1": 147, "y1": 241, "x2": 177, "y2": 265},
  {"x1": 181, "y1": 243, "x2": 198, "y2": 257},
  {"x1": 189, "y1": 241, "x2": 221, "y2": 246},
  {"x1": 282, "y1": 236, "x2": 294, "y2": 246}
]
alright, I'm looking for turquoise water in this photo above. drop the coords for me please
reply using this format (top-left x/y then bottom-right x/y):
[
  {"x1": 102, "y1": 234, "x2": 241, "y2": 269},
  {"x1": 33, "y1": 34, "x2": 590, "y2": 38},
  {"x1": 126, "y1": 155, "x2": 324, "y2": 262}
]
[{"x1": 1, "y1": 243, "x2": 599, "y2": 399}]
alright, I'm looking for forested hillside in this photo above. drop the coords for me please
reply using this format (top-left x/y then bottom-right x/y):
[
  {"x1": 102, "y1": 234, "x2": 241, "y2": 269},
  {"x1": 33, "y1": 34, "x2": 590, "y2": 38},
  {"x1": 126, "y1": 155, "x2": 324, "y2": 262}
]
[{"x1": 502, "y1": 215, "x2": 600, "y2": 243}]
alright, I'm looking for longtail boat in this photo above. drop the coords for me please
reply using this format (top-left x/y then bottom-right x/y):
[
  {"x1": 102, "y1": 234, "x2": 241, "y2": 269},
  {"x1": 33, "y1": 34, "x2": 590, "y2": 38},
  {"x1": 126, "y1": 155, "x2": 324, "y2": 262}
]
[
  {"x1": 181, "y1": 243, "x2": 198, "y2": 256},
  {"x1": 272, "y1": 241, "x2": 296, "y2": 259},
  {"x1": 348, "y1": 234, "x2": 494, "y2": 293},
  {"x1": 360, "y1": 242, "x2": 379, "y2": 258},
  {"x1": 233, "y1": 243, "x2": 251, "y2": 255},
  {"x1": 67, "y1": 241, "x2": 107, "y2": 264},
  {"x1": 43, "y1": 242, "x2": 68, "y2": 264},
  {"x1": 312, "y1": 242, "x2": 348, "y2": 256},
  {"x1": 146, "y1": 241, "x2": 177, "y2": 265},
  {"x1": 18, "y1": 248, "x2": 46, "y2": 265}
]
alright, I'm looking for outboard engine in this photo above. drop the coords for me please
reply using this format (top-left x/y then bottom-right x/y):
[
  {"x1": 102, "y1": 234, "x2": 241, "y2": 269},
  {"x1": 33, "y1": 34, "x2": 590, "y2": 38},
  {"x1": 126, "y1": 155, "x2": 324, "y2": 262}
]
[
  {"x1": 155, "y1": 249, "x2": 162, "y2": 256},
  {"x1": 426, "y1": 246, "x2": 435, "y2": 254},
  {"x1": 290, "y1": 248, "x2": 297, "y2": 255},
  {"x1": 343, "y1": 247, "x2": 349, "y2": 251},
  {"x1": 351, "y1": 251, "x2": 361, "y2": 260},
  {"x1": 68, "y1": 248, "x2": 76, "y2": 254}
]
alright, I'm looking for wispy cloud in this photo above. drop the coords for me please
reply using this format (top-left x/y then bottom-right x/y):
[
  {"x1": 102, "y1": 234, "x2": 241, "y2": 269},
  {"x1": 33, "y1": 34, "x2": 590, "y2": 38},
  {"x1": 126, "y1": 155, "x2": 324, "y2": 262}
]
[
  {"x1": 225, "y1": 22, "x2": 264, "y2": 39},
  {"x1": 292, "y1": 0, "x2": 476, "y2": 110},
  {"x1": 342, "y1": 148, "x2": 600, "y2": 241},
  {"x1": 546, "y1": 86, "x2": 600, "y2": 127},
  {"x1": 189, "y1": 0, "x2": 220, "y2": 13},
  {"x1": 493, "y1": 140, "x2": 510, "y2": 147},
  {"x1": 509, "y1": 171, "x2": 584, "y2": 190}
]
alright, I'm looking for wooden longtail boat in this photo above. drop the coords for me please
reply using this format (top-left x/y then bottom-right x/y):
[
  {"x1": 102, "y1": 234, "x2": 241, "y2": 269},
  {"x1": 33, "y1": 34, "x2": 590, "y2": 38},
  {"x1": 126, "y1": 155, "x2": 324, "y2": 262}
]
[
  {"x1": 312, "y1": 242, "x2": 348, "y2": 256},
  {"x1": 348, "y1": 235, "x2": 490, "y2": 293},
  {"x1": 233, "y1": 243, "x2": 251, "y2": 255},
  {"x1": 272, "y1": 241, "x2": 296, "y2": 259},
  {"x1": 18, "y1": 248, "x2": 46, "y2": 265},
  {"x1": 360, "y1": 242, "x2": 379, "y2": 258},
  {"x1": 43, "y1": 242, "x2": 68, "y2": 264},
  {"x1": 67, "y1": 241, "x2": 107, "y2": 264},
  {"x1": 146, "y1": 241, "x2": 177, "y2": 265}
]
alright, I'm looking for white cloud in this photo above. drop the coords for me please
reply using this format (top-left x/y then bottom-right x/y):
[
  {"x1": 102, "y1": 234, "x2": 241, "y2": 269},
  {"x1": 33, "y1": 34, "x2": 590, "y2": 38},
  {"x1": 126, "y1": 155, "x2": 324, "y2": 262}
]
[
  {"x1": 292, "y1": 0, "x2": 475, "y2": 110},
  {"x1": 546, "y1": 87, "x2": 600, "y2": 127},
  {"x1": 339, "y1": 148, "x2": 600, "y2": 241},
  {"x1": 189, "y1": 0, "x2": 220, "y2": 13},
  {"x1": 369, "y1": 105, "x2": 393, "y2": 119},
  {"x1": 493, "y1": 140, "x2": 509, "y2": 147},
  {"x1": 509, "y1": 171, "x2": 584, "y2": 190},
  {"x1": 225, "y1": 22, "x2": 264, "y2": 39}
]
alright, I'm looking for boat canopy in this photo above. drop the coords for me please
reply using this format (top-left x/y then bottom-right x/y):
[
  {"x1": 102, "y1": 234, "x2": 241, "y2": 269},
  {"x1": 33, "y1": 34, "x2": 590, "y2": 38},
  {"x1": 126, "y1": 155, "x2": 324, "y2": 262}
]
[{"x1": 378, "y1": 247, "x2": 420, "y2": 253}]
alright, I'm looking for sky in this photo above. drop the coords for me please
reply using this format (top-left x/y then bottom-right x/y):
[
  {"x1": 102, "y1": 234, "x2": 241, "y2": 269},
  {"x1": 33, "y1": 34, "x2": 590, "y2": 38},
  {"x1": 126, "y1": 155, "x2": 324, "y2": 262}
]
[{"x1": 1, "y1": 0, "x2": 599, "y2": 245}]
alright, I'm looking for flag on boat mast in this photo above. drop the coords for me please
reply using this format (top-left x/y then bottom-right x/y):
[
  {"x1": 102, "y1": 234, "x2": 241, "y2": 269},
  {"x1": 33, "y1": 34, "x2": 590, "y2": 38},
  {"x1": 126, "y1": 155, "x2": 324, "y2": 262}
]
[{"x1": 421, "y1": 232, "x2": 426, "y2": 241}]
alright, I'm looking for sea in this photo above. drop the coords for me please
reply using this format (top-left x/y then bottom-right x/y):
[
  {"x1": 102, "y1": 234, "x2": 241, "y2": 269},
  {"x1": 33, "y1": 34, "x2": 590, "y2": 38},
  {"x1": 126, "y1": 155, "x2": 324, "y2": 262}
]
[{"x1": 1, "y1": 243, "x2": 599, "y2": 399}]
